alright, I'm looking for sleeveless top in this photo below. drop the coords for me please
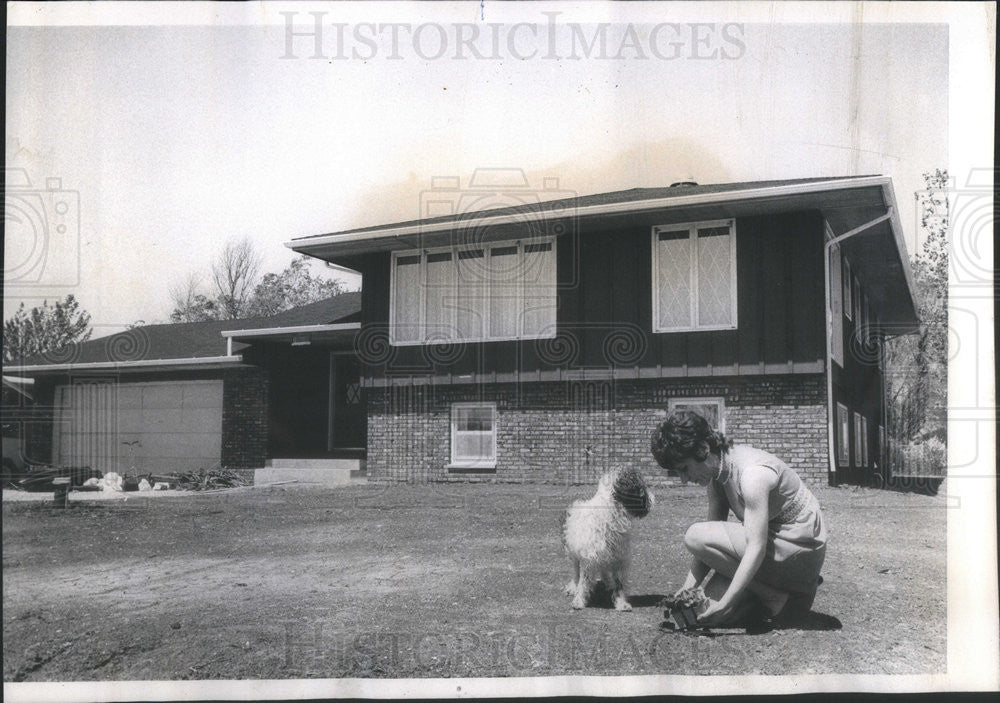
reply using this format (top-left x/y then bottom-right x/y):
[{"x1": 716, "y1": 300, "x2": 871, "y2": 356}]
[{"x1": 712, "y1": 445, "x2": 827, "y2": 550}]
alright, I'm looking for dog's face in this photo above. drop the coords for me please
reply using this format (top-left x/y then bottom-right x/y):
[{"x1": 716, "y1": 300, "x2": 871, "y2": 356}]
[{"x1": 610, "y1": 468, "x2": 653, "y2": 518}]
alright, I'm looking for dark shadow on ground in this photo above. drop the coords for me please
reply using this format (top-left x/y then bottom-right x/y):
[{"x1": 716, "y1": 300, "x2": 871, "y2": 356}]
[
  {"x1": 882, "y1": 475, "x2": 945, "y2": 496},
  {"x1": 658, "y1": 610, "x2": 843, "y2": 636},
  {"x1": 771, "y1": 611, "x2": 842, "y2": 632},
  {"x1": 577, "y1": 587, "x2": 668, "y2": 609},
  {"x1": 627, "y1": 594, "x2": 669, "y2": 608}
]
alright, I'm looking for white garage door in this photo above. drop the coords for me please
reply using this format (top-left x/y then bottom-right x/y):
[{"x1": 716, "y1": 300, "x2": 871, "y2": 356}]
[{"x1": 53, "y1": 380, "x2": 223, "y2": 474}]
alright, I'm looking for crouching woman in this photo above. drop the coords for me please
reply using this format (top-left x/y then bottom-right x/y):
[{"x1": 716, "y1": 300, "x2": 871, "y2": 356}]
[{"x1": 651, "y1": 411, "x2": 827, "y2": 626}]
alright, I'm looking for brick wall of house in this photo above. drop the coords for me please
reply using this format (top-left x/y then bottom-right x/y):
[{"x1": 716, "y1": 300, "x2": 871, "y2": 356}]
[
  {"x1": 221, "y1": 367, "x2": 268, "y2": 471},
  {"x1": 366, "y1": 375, "x2": 829, "y2": 485}
]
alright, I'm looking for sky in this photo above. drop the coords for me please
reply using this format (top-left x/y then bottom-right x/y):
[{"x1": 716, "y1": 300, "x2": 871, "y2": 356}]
[{"x1": 2, "y1": 3, "x2": 956, "y2": 335}]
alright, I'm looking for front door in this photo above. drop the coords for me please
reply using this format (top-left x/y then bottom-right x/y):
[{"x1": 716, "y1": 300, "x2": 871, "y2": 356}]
[{"x1": 328, "y1": 354, "x2": 366, "y2": 451}]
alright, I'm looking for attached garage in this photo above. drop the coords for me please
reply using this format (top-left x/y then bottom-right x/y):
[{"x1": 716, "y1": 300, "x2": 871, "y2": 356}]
[
  {"x1": 53, "y1": 380, "x2": 223, "y2": 474},
  {"x1": 6, "y1": 292, "x2": 363, "y2": 477}
]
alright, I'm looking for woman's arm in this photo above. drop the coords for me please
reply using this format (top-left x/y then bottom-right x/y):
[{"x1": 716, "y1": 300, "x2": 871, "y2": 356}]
[
  {"x1": 698, "y1": 467, "x2": 777, "y2": 623},
  {"x1": 707, "y1": 479, "x2": 730, "y2": 521}
]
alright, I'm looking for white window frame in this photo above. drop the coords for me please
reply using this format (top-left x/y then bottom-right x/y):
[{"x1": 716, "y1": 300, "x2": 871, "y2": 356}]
[
  {"x1": 862, "y1": 291, "x2": 870, "y2": 346},
  {"x1": 861, "y1": 415, "x2": 869, "y2": 467},
  {"x1": 651, "y1": 219, "x2": 738, "y2": 333},
  {"x1": 878, "y1": 424, "x2": 886, "y2": 466},
  {"x1": 837, "y1": 402, "x2": 850, "y2": 467},
  {"x1": 389, "y1": 237, "x2": 557, "y2": 346},
  {"x1": 828, "y1": 235, "x2": 845, "y2": 367},
  {"x1": 875, "y1": 312, "x2": 883, "y2": 369},
  {"x1": 449, "y1": 402, "x2": 497, "y2": 469},
  {"x1": 853, "y1": 411, "x2": 864, "y2": 468},
  {"x1": 667, "y1": 397, "x2": 726, "y2": 433},
  {"x1": 853, "y1": 276, "x2": 862, "y2": 325},
  {"x1": 843, "y1": 258, "x2": 853, "y2": 320}
]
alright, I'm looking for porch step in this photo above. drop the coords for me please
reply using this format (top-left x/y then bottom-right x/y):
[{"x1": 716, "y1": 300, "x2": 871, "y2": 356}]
[{"x1": 256, "y1": 458, "x2": 366, "y2": 487}]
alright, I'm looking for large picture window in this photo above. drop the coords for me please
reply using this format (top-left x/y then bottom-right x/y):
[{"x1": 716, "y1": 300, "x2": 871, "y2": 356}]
[
  {"x1": 450, "y1": 403, "x2": 497, "y2": 469},
  {"x1": 652, "y1": 220, "x2": 737, "y2": 332},
  {"x1": 390, "y1": 238, "x2": 556, "y2": 344}
]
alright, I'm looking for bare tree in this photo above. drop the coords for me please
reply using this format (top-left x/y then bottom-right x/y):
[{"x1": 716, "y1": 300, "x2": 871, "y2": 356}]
[
  {"x1": 169, "y1": 240, "x2": 345, "y2": 322},
  {"x1": 211, "y1": 237, "x2": 263, "y2": 319},
  {"x1": 169, "y1": 271, "x2": 220, "y2": 323}
]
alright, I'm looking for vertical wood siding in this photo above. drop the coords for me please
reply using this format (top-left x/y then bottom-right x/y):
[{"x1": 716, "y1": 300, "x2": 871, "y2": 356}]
[{"x1": 356, "y1": 210, "x2": 826, "y2": 382}]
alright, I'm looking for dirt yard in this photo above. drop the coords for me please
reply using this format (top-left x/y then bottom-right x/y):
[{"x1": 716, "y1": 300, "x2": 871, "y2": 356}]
[{"x1": 2, "y1": 481, "x2": 946, "y2": 680}]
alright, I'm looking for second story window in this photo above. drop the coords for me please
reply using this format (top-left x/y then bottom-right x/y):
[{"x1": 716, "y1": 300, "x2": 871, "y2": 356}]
[
  {"x1": 652, "y1": 220, "x2": 737, "y2": 332},
  {"x1": 390, "y1": 237, "x2": 556, "y2": 345}
]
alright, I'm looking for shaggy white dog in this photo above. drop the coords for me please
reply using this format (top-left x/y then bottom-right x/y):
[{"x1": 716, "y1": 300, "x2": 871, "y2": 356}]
[{"x1": 561, "y1": 468, "x2": 654, "y2": 611}]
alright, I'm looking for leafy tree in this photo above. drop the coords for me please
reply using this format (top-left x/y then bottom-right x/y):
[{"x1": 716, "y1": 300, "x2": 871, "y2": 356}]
[
  {"x1": 3, "y1": 294, "x2": 93, "y2": 364},
  {"x1": 169, "y1": 242, "x2": 346, "y2": 322},
  {"x1": 247, "y1": 255, "x2": 347, "y2": 317},
  {"x1": 169, "y1": 272, "x2": 222, "y2": 323},
  {"x1": 883, "y1": 169, "x2": 949, "y2": 470}
]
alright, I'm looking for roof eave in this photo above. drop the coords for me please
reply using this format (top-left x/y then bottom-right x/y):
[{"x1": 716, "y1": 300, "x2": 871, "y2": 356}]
[
  {"x1": 6, "y1": 355, "x2": 245, "y2": 375},
  {"x1": 879, "y1": 178, "x2": 921, "y2": 328},
  {"x1": 220, "y1": 322, "x2": 360, "y2": 339},
  {"x1": 286, "y1": 176, "x2": 893, "y2": 254}
]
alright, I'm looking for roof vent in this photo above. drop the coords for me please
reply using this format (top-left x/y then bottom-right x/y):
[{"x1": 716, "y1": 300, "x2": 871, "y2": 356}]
[{"x1": 669, "y1": 181, "x2": 698, "y2": 188}]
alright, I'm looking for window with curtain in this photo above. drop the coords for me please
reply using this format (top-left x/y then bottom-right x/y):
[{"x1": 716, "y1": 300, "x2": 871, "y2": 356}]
[
  {"x1": 652, "y1": 220, "x2": 737, "y2": 332},
  {"x1": 390, "y1": 238, "x2": 556, "y2": 344}
]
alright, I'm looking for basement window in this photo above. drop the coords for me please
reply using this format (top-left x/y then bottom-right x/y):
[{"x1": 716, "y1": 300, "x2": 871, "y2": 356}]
[
  {"x1": 836, "y1": 403, "x2": 850, "y2": 467},
  {"x1": 667, "y1": 397, "x2": 726, "y2": 433},
  {"x1": 449, "y1": 403, "x2": 497, "y2": 470},
  {"x1": 854, "y1": 411, "x2": 864, "y2": 469}
]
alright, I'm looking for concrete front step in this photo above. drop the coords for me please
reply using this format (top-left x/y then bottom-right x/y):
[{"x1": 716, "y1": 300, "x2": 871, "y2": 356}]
[{"x1": 256, "y1": 458, "x2": 366, "y2": 487}]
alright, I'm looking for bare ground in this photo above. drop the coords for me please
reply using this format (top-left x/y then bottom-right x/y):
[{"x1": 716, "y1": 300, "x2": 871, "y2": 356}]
[{"x1": 2, "y1": 482, "x2": 946, "y2": 679}]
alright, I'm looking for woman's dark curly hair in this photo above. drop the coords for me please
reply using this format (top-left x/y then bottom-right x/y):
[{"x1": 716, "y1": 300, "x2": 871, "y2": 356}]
[{"x1": 650, "y1": 410, "x2": 733, "y2": 470}]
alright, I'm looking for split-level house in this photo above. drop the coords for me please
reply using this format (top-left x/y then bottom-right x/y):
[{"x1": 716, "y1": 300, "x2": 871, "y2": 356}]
[{"x1": 288, "y1": 174, "x2": 919, "y2": 486}]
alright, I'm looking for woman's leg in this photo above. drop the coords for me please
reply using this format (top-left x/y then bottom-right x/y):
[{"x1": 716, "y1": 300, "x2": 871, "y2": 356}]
[
  {"x1": 684, "y1": 521, "x2": 790, "y2": 615},
  {"x1": 678, "y1": 555, "x2": 712, "y2": 592}
]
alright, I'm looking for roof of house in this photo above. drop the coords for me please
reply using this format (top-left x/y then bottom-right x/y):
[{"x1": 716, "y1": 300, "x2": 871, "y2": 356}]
[
  {"x1": 11, "y1": 292, "x2": 361, "y2": 369},
  {"x1": 291, "y1": 176, "x2": 880, "y2": 241},
  {"x1": 287, "y1": 174, "x2": 919, "y2": 329}
]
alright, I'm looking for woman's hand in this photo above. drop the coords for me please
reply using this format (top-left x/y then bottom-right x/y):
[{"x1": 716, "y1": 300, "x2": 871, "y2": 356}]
[{"x1": 696, "y1": 598, "x2": 739, "y2": 627}]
